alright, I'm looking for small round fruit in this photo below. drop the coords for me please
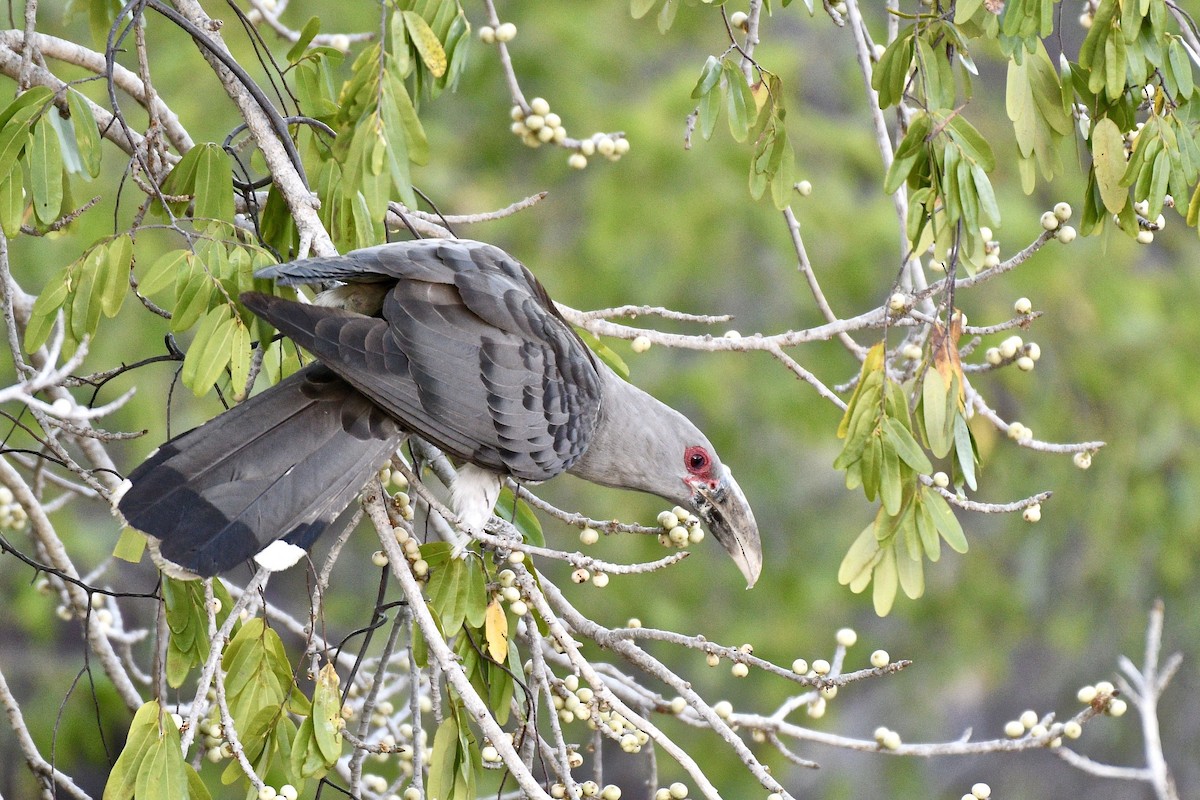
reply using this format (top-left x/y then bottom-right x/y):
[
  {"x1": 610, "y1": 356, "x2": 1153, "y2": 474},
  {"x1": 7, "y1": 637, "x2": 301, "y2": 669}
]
[
  {"x1": 509, "y1": 599, "x2": 528, "y2": 616},
  {"x1": 568, "y1": 153, "x2": 588, "y2": 170},
  {"x1": 812, "y1": 659, "x2": 831, "y2": 675},
  {"x1": 933, "y1": 471, "x2": 950, "y2": 488},
  {"x1": 836, "y1": 627, "x2": 857, "y2": 647},
  {"x1": 580, "y1": 527, "x2": 600, "y2": 545},
  {"x1": 791, "y1": 658, "x2": 808, "y2": 674},
  {"x1": 870, "y1": 649, "x2": 890, "y2": 668},
  {"x1": 1004, "y1": 719, "x2": 1025, "y2": 738},
  {"x1": 371, "y1": 551, "x2": 389, "y2": 567},
  {"x1": 888, "y1": 293, "x2": 908, "y2": 312},
  {"x1": 1063, "y1": 720, "x2": 1082, "y2": 739},
  {"x1": 631, "y1": 335, "x2": 652, "y2": 353},
  {"x1": 1108, "y1": 698, "x2": 1128, "y2": 717},
  {"x1": 1022, "y1": 503, "x2": 1041, "y2": 523},
  {"x1": 1073, "y1": 451, "x2": 1092, "y2": 470},
  {"x1": 731, "y1": 662, "x2": 749, "y2": 678},
  {"x1": 730, "y1": 10, "x2": 749, "y2": 30},
  {"x1": 495, "y1": 22, "x2": 517, "y2": 42},
  {"x1": 1053, "y1": 202, "x2": 1072, "y2": 221},
  {"x1": 796, "y1": 179, "x2": 813, "y2": 196},
  {"x1": 971, "y1": 782, "x2": 992, "y2": 799},
  {"x1": 1013, "y1": 297, "x2": 1033, "y2": 315},
  {"x1": 1077, "y1": 685, "x2": 1098, "y2": 703},
  {"x1": 1136, "y1": 230, "x2": 1154, "y2": 244},
  {"x1": 985, "y1": 347, "x2": 1002, "y2": 366},
  {"x1": 1056, "y1": 225, "x2": 1077, "y2": 243},
  {"x1": 1016, "y1": 356, "x2": 1035, "y2": 371},
  {"x1": 530, "y1": 97, "x2": 550, "y2": 116},
  {"x1": 1040, "y1": 211, "x2": 1060, "y2": 231}
]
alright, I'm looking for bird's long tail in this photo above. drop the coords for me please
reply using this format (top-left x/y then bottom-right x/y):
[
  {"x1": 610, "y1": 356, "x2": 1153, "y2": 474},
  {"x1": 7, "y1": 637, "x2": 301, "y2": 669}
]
[{"x1": 118, "y1": 364, "x2": 406, "y2": 577}]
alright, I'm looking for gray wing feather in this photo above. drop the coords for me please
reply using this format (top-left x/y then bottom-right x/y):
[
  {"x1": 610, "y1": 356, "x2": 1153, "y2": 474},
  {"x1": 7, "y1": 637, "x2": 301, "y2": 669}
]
[{"x1": 242, "y1": 240, "x2": 602, "y2": 481}]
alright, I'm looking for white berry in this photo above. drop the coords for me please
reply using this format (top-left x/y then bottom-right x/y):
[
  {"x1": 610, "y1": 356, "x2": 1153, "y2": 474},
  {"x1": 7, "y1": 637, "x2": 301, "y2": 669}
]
[
  {"x1": 1136, "y1": 229, "x2": 1154, "y2": 244},
  {"x1": 1040, "y1": 211, "x2": 1060, "y2": 230},
  {"x1": 1019, "y1": 709, "x2": 1039, "y2": 729},
  {"x1": 631, "y1": 335, "x2": 651, "y2": 353},
  {"x1": 1004, "y1": 719, "x2": 1025, "y2": 738},
  {"x1": 1056, "y1": 225, "x2": 1077, "y2": 243},
  {"x1": 1073, "y1": 451, "x2": 1092, "y2": 469},
  {"x1": 1022, "y1": 503, "x2": 1041, "y2": 523},
  {"x1": 1108, "y1": 698, "x2": 1127, "y2": 717},
  {"x1": 371, "y1": 550, "x2": 389, "y2": 567},
  {"x1": 509, "y1": 599, "x2": 528, "y2": 616},
  {"x1": 985, "y1": 347, "x2": 1003, "y2": 366},
  {"x1": 971, "y1": 782, "x2": 992, "y2": 799},
  {"x1": 1063, "y1": 720, "x2": 1082, "y2": 739},
  {"x1": 1013, "y1": 297, "x2": 1032, "y2": 315},
  {"x1": 730, "y1": 10, "x2": 749, "y2": 29},
  {"x1": 870, "y1": 649, "x2": 890, "y2": 667},
  {"x1": 1053, "y1": 202, "x2": 1072, "y2": 221},
  {"x1": 932, "y1": 471, "x2": 950, "y2": 488},
  {"x1": 888, "y1": 292, "x2": 908, "y2": 312},
  {"x1": 731, "y1": 662, "x2": 749, "y2": 678},
  {"x1": 579, "y1": 527, "x2": 599, "y2": 545},
  {"x1": 494, "y1": 22, "x2": 517, "y2": 42},
  {"x1": 796, "y1": 179, "x2": 813, "y2": 196},
  {"x1": 713, "y1": 700, "x2": 733, "y2": 719},
  {"x1": 1016, "y1": 356, "x2": 1035, "y2": 372},
  {"x1": 791, "y1": 658, "x2": 808, "y2": 674},
  {"x1": 812, "y1": 658, "x2": 831, "y2": 675},
  {"x1": 478, "y1": 25, "x2": 496, "y2": 43}
]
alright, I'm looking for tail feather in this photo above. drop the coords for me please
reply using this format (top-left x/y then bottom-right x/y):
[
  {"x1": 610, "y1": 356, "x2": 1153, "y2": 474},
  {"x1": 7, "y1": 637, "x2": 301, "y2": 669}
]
[{"x1": 119, "y1": 365, "x2": 405, "y2": 577}]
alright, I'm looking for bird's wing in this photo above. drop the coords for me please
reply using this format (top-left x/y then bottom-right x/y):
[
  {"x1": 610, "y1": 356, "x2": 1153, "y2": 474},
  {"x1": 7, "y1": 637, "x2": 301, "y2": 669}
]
[{"x1": 242, "y1": 240, "x2": 602, "y2": 481}]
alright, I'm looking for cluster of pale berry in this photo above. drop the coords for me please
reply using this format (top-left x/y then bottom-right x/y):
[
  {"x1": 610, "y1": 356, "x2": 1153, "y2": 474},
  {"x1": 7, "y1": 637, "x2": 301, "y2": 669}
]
[
  {"x1": 984, "y1": 328, "x2": 1041, "y2": 373},
  {"x1": 570, "y1": 563, "x2": 610, "y2": 587},
  {"x1": 958, "y1": 783, "x2": 993, "y2": 800},
  {"x1": 1131, "y1": 198, "x2": 1171, "y2": 244},
  {"x1": 1039, "y1": 202, "x2": 1078, "y2": 243},
  {"x1": 654, "y1": 783, "x2": 693, "y2": 800},
  {"x1": 1078, "y1": 680, "x2": 1128, "y2": 717},
  {"x1": 873, "y1": 725, "x2": 903, "y2": 750},
  {"x1": 657, "y1": 507, "x2": 705, "y2": 549},
  {"x1": 507, "y1": 97, "x2": 631, "y2": 170},
  {"x1": 0, "y1": 487, "x2": 27, "y2": 530},
  {"x1": 378, "y1": 467, "x2": 415, "y2": 520},
  {"x1": 706, "y1": 642, "x2": 756, "y2": 678},
  {"x1": 495, "y1": 567, "x2": 530, "y2": 616},
  {"x1": 542, "y1": 780, "x2": 622, "y2": 799},
  {"x1": 477, "y1": 21, "x2": 518, "y2": 44},
  {"x1": 547, "y1": 672, "x2": 653, "y2": 754},
  {"x1": 1002, "y1": 707, "x2": 1079, "y2": 746}
]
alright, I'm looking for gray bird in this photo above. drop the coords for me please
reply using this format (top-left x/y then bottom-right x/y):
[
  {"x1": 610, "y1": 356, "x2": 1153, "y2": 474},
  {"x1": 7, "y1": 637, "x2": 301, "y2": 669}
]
[{"x1": 117, "y1": 239, "x2": 762, "y2": 586}]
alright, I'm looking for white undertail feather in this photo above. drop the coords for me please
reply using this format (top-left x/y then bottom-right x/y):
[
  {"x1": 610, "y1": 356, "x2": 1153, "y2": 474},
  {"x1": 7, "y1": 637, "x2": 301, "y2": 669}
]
[
  {"x1": 253, "y1": 539, "x2": 309, "y2": 572},
  {"x1": 450, "y1": 463, "x2": 504, "y2": 530}
]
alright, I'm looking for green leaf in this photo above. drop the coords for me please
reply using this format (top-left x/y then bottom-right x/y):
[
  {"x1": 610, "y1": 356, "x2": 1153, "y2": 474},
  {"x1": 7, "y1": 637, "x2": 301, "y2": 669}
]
[
  {"x1": 428, "y1": 715, "x2": 461, "y2": 800},
  {"x1": 883, "y1": 416, "x2": 933, "y2": 473},
  {"x1": 312, "y1": 663, "x2": 343, "y2": 764},
  {"x1": 29, "y1": 113, "x2": 63, "y2": 225},
  {"x1": 1168, "y1": 38, "x2": 1193, "y2": 98},
  {"x1": 839, "y1": 522, "x2": 881, "y2": 591},
  {"x1": 171, "y1": 264, "x2": 212, "y2": 333},
  {"x1": 403, "y1": 11, "x2": 447, "y2": 78},
  {"x1": 24, "y1": 267, "x2": 68, "y2": 352},
  {"x1": 181, "y1": 305, "x2": 235, "y2": 395},
  {"x1": 424, "y1": 548, "x2": 471, "y2": 635},
  {"x1": 883, "y1": 113, "x2": 930, "y2": 195},
  {"x1": 923, "y1": 488, "x2": 968, "y2": 553},
  {"x1": 657, "y1": 0, "x2": 678, "y2": 33},
  {"x1": 723, "y1": 61, "x2": 755, "y2": 142},
  {"x1": 100, "y1": 235, "x2": 132, "y2": 317},
  {"x1": 944, "y1": 113, "x2": 996, "y2": 171},
  {"x1": 228, "y1": 317, "x2": 251, "y2": 401},
  {"x1": 630, "y1": 0, "x2": 658, "y2": 19},
  {"x1": 287, "y1": 17, "x2": 322, "y2": 63},
  {"x1": 0, "y1": 165, "x2": 23, "y2": 238},
  {"x1": 692, "y1": 55, "x2": 722, "y2": 99},
  {"x1": 915, "y1": 496, "x2": 940, "y2": 562},
  {"x1": 104, "y1": 701, "x2": 163, "y2": 800},
  {"x1": 112, "y1": 526, "x2": 147, "y2": 564},
  {"x1": 1091, "y1": 117, "x2": 1128, "y2": 214},
  {"x1": 134, "y1": 735, "x2": 187, "y2": 800},
  {"x1": 872, "y1": 543, "x2": 898, "y2": 615},
  {"x1": 193, "y1": 143, "x2": 234, "y2": 223},
  {"x1": 895, "y1": 538, "x2": 925, "y2": 599},
  {"x1": 0, "y1": 88, "x2": 52, "y2": 182},
  {"x1": 880, "y1": 439, "x2": 902, "y2": 516},
  {"x1": 139, "y1": 249, "x2": 189, "y2": 297},
  {"x1": 494, "y1": 487, "x2": 544, "y2": 547},
  {"x1": 574, "y1": 326, "x2": 630, "y2": 379},
  {"x1": 67, "y1": 89, "x2": 102, "y2": 178},
  {"x1": 70, "y1": 250, "x2": 101, "y2": 343},
  {"x1": 921, "y1": 368, "x2": 952, "y2": 458},
  {"x1": 953, "y1": 412, "x2": 978, "y2": 491}
]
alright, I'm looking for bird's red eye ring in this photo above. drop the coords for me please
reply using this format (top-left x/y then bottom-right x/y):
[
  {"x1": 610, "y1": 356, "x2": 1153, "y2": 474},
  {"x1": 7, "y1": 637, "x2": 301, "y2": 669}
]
[{"x1": 685, "y1": 446, "x2": 711, "y2": 475}]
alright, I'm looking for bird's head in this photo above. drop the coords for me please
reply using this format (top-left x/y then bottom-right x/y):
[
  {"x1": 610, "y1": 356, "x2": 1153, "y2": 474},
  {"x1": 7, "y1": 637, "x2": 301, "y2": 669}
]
[{"x1": 675, "y1": 441, "x2": 762, "y2": 588}]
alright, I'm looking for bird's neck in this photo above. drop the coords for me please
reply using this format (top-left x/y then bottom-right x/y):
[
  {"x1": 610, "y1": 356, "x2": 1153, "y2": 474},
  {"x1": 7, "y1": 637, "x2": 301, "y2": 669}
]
[{"x1": 566, "y1": 365, "x2": 689, "y2": 505}]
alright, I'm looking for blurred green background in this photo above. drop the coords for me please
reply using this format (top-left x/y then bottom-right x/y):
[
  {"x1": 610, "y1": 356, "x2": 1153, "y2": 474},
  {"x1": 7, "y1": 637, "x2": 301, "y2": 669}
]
[{"x1": 2, "y1": 2, "x2": 1198, "y2": 798}]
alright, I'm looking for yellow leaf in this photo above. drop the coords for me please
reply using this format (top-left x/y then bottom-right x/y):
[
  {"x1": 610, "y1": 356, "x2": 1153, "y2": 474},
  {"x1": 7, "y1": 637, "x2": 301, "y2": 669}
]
[
  {"x1": 485, "y1": 599, "x2": 509, "y2": 663},
  {"x1": 1091, "y1": 117, "x2": 1128, "y2": 214},
  {"x1": 403, "y1": 11, "x2": 447, "y2": 78},
  {"x1": 751, "y1": 80, "x2": 770, "y2": 114},
  {"x1": 927, "y1": 313, "x2": 964, "y2": 402}
]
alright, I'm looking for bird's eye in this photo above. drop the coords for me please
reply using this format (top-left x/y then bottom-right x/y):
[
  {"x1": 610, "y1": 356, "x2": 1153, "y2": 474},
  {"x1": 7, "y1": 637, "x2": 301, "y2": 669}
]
[{"x1": 685, "y1": 446, "x2": 710, "y2": 474}]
